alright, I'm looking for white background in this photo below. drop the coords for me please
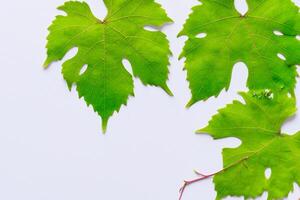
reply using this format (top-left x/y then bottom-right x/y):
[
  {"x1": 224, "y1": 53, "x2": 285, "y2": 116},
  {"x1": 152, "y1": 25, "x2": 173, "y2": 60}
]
[{"x1": 0, "y1": 0, "x2": 300, "y2": 199}]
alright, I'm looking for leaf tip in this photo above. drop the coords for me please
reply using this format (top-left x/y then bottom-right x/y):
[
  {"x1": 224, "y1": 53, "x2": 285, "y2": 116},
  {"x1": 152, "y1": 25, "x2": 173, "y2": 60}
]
[
  {"x1": 165, "y1": 16, "x2": 174, "y2": 24},
  {"x1": 43, "y1": 58, "x2": 52, "y2": 69},
  {"x1": 196, "y1": 127, "x2": 208, "y2": 134},
  {"x1": 102, "y1": 118, "x2": 109, "y2": 134},
  {"x1": 66, "y1": 82, "x2": 73, "y2": 91},
  {"x1": 177, "y1": 31, "x2": 184, "y2": 38},
  {"x1": 163, "y1": 85, "x2": 174, "y2": 97},
  {"x1": 185, "y1": 99, "x2": 195, "y2": 108}
]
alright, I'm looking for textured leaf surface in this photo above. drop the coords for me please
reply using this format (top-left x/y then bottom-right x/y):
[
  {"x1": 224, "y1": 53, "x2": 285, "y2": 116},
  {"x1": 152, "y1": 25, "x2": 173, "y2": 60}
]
[
  {"x1": 45, "y1": 0, "x2": 172, "y2": 132},
  {"x1": 180, "y1": 0, "x2": 300, "y2": 106},
  {"x1": 200, "y1": 91, "x2": 299, "y2": 200}
]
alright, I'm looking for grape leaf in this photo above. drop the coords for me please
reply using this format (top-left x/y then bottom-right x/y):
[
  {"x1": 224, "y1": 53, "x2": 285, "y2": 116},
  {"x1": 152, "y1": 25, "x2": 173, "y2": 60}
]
[
  {"x1": 179, "y1": 0, "x2": 300, "y2": 107},
  {"x1": 44, "y1": 0, "x2": 173, "y2": 132},
  {"x1": 199, "y1": 91, "x2": 299, "y2": 200}
]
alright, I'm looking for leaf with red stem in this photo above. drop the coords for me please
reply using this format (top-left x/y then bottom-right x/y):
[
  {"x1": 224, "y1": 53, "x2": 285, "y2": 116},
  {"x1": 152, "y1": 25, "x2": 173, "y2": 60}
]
[{"x1": 180, "y1": 90, "x2": 300, "y2": 200}]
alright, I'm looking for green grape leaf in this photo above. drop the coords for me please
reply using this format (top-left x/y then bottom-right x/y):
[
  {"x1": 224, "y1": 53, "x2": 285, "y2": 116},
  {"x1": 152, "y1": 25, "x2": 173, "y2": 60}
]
[
  {"x1": 44, "y1": 0, "x2": 173, "y2": 132},
  {"x1": 179, "y1": 0, "x2": 300, "y2": 107},
  {"x1": 199, "y1": 91, "x2": 299, "y2": 200}
]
